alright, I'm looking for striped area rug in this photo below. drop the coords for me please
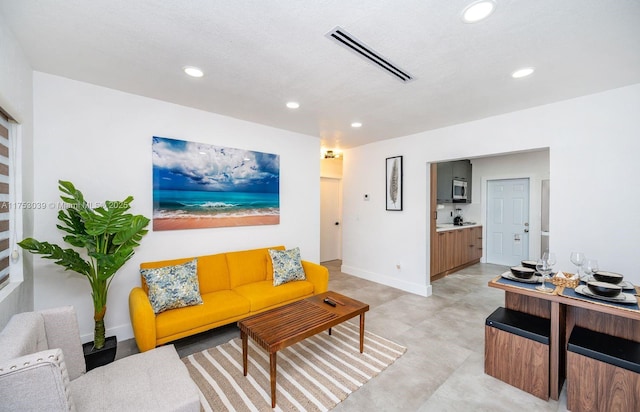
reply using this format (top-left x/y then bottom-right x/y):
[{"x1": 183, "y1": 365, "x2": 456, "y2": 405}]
[{"x1": 182, "y1": 321, "x2": 406, "y2": 411}]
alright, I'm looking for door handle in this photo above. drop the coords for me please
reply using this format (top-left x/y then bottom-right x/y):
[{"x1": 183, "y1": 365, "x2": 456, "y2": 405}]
[
  {"x1": 335, "y1": 222, "x2": 340, "y2": 226},
  {"x1": 524, "y1": 229, "x2": 529, "y2": 233}
]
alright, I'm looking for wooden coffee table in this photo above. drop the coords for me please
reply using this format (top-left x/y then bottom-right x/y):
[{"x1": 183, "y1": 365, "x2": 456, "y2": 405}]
[{"x1": 238, "y1": 291, "x2": 369, "y2": 408}]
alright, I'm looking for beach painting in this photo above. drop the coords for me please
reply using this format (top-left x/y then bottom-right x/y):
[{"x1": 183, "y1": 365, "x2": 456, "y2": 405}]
[{"x1": 152, "y1": 136, "x2": 280, "y2": 230}]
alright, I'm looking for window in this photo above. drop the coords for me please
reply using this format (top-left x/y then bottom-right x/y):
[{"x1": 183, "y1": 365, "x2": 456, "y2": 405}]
[{"x1": 0, "y1": 113, "x2": 21, "y2": 292}]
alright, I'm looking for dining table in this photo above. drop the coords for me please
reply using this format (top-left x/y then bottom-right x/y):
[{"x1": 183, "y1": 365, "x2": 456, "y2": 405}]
[{"x1": 488, "y1": 272, "x2": 640, "y2": 400}]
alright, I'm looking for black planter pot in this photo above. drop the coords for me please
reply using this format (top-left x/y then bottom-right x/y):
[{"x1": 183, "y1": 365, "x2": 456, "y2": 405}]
[{"x1": 83, "y1": 336, "x2": 117, "y2": 371}]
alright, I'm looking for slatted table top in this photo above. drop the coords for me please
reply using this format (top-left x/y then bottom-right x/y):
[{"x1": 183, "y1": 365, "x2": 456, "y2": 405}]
[{"x1": 238, "y1": 291, "x2": 369, "y2": 353}]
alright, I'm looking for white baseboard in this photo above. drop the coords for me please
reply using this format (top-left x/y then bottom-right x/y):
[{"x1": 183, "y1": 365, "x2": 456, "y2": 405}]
[{"x1": 340, "y1": 264, "x2": 432, "y2": 297}]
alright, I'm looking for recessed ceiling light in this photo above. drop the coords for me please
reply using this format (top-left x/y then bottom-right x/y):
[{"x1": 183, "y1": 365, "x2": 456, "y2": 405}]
[
  {"x1": 512, "y1": 67, "x2": 535, "y2": 78},
  {"x1": 351, "y1": 122, "x2": 362, "y2": 128},
  {"x1": 183, "y1": 66, "x2": 204, "y2": 78},
  {"x1": 461, "y1": 1, "x2": 496, "y2": 23},
  {"x1": 286, "y1": 101, "x2": 300, "y2": 109}
]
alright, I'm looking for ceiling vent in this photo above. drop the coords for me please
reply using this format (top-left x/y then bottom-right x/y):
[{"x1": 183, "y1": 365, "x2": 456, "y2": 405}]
[{"x1": 326, "y1": 26, "x2": 415, "y2": 83}]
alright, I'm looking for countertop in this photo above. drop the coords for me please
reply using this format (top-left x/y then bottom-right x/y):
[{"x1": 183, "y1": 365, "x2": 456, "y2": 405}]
[{"x1": 436, "y1": 223, "x2": 482, "y2": 232}]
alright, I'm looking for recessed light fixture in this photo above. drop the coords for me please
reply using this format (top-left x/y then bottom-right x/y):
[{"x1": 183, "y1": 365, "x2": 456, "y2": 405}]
[
  {"x1": 461, "y1": 0, "x2": 496, "y2": 23},
  {"x1": 286, "y1": 101, "x2": 300, "y2": 109},
  {"x1": 183, "y1": 66, "x2": 204, "y2": 78},
  {"x1": 512, "y1": 67, "x2": 535, "y2": 78},
  {"x1": 351, "y1": 122, "x2": 362, "y2": 128}
]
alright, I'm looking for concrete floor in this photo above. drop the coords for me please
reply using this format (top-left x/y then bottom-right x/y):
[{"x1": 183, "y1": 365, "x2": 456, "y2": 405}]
[{"x1": 118, "y1": 261, "x2": 570, "y2": 411}]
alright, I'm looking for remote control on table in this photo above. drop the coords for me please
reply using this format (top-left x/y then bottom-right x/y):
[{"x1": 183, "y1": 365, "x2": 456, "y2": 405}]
[{"x1": 323, "y1": 298, "x2": 337, "y2": 307}]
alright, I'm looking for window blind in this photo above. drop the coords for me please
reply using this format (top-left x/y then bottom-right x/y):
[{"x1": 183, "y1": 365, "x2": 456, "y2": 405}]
[{"x1": 0, "y1": 118, "x2": 9, "y2": 290}]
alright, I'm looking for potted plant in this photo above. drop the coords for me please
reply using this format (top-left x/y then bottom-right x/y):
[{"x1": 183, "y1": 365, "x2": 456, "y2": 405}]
[{"x1": 19, "y1": 180, "x2": 149, "y2": 368}]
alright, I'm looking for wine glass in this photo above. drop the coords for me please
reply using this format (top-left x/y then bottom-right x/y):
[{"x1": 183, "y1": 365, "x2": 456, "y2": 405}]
[
  {"x1": 535, "y1": 258, "x2": 554, "y2": 292},
  {"x1": 542, "y1": 251, "x2": 557, "y2": 273},
  {"x1": 570, "y1": 252, "x2": 586, "y2": 279},
  {"x1": 583, "y1": 259, "x2": 599, "y2": 281}
]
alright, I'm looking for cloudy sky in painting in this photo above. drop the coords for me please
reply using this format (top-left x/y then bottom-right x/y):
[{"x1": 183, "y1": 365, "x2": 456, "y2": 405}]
[{"x1": 152, "y1": 137, "x2": 279, "y2": 192}]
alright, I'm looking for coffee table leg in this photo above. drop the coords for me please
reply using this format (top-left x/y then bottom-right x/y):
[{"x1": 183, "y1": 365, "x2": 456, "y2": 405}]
[
  {"x1": 242, "y1": 330, "x2": 248, "y2": 376},
  {"x1": 270, "y1": 352, "x2": 277, "y2": 408},
  {"x1": 359, "y1": 313, "x2": 365, "y2": 353}
]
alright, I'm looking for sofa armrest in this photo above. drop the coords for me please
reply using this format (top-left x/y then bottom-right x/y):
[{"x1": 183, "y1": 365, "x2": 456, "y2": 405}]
[
  {"x1": 40, "y1": 306, "x2": 86, "y2": 380},
  {"x1": 0, "y1": 348, "x2": 75, "y2": 411},
  {"x1": 302, "y1": 260, "x2": 329, "y2": 294},
  {"x1": 129, "y1": 287, "x2": 157, "y2": 352}
]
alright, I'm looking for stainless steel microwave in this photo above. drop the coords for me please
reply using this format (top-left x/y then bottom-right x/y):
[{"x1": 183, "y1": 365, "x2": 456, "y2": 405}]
[{"x1": 452, "y1": 179, "x2": 467, "y2": 201}]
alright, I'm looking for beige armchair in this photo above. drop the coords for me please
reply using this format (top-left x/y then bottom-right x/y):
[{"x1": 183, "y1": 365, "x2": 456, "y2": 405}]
[{"x1": 0, "y1": 306, "x2": 200, "y2": 411}]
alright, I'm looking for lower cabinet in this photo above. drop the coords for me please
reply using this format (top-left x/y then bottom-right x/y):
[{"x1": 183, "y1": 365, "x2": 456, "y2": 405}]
[{"x1": 432, "y1": 226, "x2": 482, "y2": 280}]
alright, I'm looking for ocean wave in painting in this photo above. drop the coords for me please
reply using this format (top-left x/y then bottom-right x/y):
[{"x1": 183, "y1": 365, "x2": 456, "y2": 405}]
[{"x1": 153, "y1": 190, "x2": 279, "y2": 219}]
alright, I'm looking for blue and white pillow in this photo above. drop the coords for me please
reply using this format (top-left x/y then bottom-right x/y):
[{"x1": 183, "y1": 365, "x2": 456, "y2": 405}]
[
  {"x1": 270, "y1": 247, "x2": 306, "y2": 286},
  {"x1": 141, "y1": 258, "x2": 203, "y2": 314}
]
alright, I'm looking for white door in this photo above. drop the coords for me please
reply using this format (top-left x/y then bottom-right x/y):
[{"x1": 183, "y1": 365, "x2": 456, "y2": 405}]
[
  {"x1": 486, "y1": 178, "x2": 530, "y2": 266},
  {"x1": 320, "y1": 177, "x2": 342, "y2": 262}
]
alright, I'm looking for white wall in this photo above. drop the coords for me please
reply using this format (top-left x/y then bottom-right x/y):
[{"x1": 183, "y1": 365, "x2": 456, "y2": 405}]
[
  {"x1": 342, "y1": 84, "x2": 640, "y2": 294},
  {"x1": 0, "y1": 12, "x2": 34, "y2": 329},
  {"x1": 32, "y1": 72, "x2": 321, "y2": 342}
]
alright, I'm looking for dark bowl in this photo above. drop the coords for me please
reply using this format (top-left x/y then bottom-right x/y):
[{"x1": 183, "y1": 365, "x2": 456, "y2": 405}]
[
  {"x1": 521, "y1": 260, "x2": 538, "y2": 270},
  {"x1": 592, "y1": 271, "x2": 624, "y2": 284},
  {"x1": 510, "y1": 266, "x2": 535, "y2": 279},
  {"x1": 587, "y1": 281, "x2": 622, "y2": 297}
]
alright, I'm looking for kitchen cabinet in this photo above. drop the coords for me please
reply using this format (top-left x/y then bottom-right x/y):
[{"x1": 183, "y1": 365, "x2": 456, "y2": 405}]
[
  {"x1": 436, "y1": 162, "x2": 453, "y2": 203},
  {"x1": 431, "y1": 226, "x2": 483, "y2": 280},
  {"x1": 469, "y1": 226, "x2": 483, "y2": 260},
  {"x1": 434, "y1": 230, "x2": 454, "y2": 275},
  {"x1": 436, "y1": 160, "x2": 472, "y2": 203}
]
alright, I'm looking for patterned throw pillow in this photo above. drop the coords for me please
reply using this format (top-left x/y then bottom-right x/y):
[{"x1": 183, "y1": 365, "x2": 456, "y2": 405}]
[
  {"x1": 140, "y1": 258, "x2": 203, "y2": 314},
  {"x1": 270, "y1": 247, "x2": 306, "y2": 286}
]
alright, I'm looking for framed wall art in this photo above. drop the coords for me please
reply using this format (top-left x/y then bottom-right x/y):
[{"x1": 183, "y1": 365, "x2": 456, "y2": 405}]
[
  {"x1": 386, "y1": 155, "x2": 403, "y2": 211},
  {"x1": 152, "y1": 136, "x2": 280, "y2": 230}
]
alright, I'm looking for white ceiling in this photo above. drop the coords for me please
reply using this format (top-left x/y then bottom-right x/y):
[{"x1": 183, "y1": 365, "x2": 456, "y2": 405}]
[{"x1": 1, "y1": 0, "x2": 639, "y2": 150}]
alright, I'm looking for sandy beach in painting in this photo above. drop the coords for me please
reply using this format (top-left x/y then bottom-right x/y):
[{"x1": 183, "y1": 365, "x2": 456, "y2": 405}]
[{"x1": 154, "y1": 215, "x2": 280, "y2": 231}]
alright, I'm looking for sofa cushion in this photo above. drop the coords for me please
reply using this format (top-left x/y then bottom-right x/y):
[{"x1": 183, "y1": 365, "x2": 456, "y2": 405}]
[
  {"x1": 155, "y1": 291, "x2": 251, "y2": 339},
  {"x1": 0, "y1": 312, "x2": 47, "y2": 362},
  {"x1": 233, "y1": 280, "x2": 314, "y2": 312},
  {"x1": 226, "y1": 246, "x2": 284, "y2": 288},
  {"x1": 40, "y1": 306, "x2": 87, "y2": 380},
  {"x1": 196, "y1": 253, "x2": 231, "y2": 293},
  {"x1": 70, "y1": 345, "x2": 199, "y2": 412},
  {"x1": 269, "y1": 247, "x2": 306, "y2": 286},
  {"x1": 141, "y1": 258, "x2": 203, "y2": 314},
  {"x1": 0, "y1": 348, "x2": 75, "y2": 412}
]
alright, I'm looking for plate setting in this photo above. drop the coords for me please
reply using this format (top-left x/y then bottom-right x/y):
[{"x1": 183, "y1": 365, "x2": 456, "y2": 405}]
[
  {"x1": 574, "y1": 285, "x2": 638, "y2": 304},
  {"x1": 501, "y1": 271, "x2": 542, "y2": 284},
  {"x1": 584, "y1": 276, "x2": 635, "y2": 290}
]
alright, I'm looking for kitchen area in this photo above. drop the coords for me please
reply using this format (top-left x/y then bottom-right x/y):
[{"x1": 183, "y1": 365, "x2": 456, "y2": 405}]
[
  {"x1": 430, "y1": 159, "x2": 483, "y2": 280},
  {"x1": 430, "y1": 150, "x2": 550, "y2": 281}
]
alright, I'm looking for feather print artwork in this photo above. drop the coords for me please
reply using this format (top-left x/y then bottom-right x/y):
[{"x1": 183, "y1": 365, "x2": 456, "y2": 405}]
[{"x1": 389, "y1": 158, "x2": 399, "y2": 206}]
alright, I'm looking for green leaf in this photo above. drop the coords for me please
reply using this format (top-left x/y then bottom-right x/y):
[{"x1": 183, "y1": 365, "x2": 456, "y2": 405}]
[
  {"x1": 113, "y1": 215, "x2": 150, "y2": 247},
  {"x1": 17, "y1": 238, "x2": 92, "y2": 276},
  {"x1": 93, "y1": 248, "x2": 135, "y2": 281},
  {"x1": 85, "y1": 198, "x2": 132, "y2": 236}
]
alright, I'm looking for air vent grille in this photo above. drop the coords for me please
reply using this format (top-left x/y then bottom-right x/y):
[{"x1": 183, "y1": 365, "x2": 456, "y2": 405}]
[{"x1": 326, "y1": 26, "x2": 414, "y2": 83}]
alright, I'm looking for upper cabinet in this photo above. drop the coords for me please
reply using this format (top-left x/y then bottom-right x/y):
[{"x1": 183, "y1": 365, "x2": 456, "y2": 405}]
[{"x1": 436, "y1": 159, "x2": 472, "y2": 203}]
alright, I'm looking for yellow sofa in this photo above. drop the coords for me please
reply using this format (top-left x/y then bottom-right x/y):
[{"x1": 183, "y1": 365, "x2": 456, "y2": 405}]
[{"x1": 129, "y1": 246, "x2": 329, "y2": 352}]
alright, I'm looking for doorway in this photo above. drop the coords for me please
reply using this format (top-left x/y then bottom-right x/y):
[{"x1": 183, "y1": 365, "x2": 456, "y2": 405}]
[
  {"x1": 320, "y1": 177, "x2": 342, "y2": 262},
  {"x1": 486, "y1": 178, "x2": 530, "y2": 266}
]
